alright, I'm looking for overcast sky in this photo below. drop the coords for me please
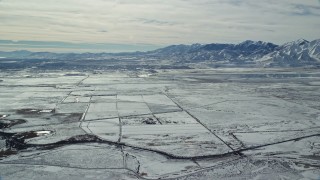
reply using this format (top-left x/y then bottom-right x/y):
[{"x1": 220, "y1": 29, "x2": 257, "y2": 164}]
[{"x1": 0, "y1": 0, "x2": 319, "y2": 52}]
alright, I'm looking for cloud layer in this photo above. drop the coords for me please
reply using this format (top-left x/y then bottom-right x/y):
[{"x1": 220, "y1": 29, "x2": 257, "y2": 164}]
[{"x1": 0, "y1": 0, "x2": 319, "y2": 52}]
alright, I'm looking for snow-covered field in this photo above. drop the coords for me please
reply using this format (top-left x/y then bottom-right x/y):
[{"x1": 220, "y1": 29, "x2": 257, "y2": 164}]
[{"x1": 0, "y1": 68, "x2": 319, "y2": 179}]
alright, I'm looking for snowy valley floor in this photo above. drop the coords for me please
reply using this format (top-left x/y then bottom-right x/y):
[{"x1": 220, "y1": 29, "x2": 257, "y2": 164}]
[{"x1": 0, "y1": 68, "x2": 320, "y2": 179}]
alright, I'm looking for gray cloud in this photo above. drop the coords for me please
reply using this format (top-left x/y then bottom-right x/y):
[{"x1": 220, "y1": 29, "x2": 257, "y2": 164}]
[
  {"x1": 290, "y1": 3, "x2": 320, "y2": 16},
  {"x1": 0, "y1": 0, "x2": 319, "y2": 52}
]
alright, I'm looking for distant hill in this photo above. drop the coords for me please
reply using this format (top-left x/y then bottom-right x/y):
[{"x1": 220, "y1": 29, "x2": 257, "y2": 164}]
[{"x1": 0, "y1": 50, "x2": 32, "y2": 58}]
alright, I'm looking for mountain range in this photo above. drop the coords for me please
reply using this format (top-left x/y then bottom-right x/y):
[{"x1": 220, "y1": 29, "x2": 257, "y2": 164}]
[{"x1": 0, "y1": 39, "x2": 319, "y2": 68}]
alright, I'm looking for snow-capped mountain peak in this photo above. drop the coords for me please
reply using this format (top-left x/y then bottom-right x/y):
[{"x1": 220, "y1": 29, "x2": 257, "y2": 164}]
[
  {"x1": 259, "y1": 39, "x2": 320, "y2": 67},
  {"x1": 281, "y1": 39, "x2": 309, "y2": 48},
  {"x1": 1, "y1": 38, "x2": 319, "y2": 68}
]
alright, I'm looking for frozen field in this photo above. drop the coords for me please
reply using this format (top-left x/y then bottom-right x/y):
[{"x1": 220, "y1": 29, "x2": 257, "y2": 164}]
[{"x1": 0, "y1": 68, "x2": 320, "y2": 179}]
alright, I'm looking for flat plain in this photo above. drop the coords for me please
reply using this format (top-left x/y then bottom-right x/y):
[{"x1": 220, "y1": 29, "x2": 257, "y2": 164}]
[{"x1": 0, "y1": 68, "x2": 320, "y2": 179}]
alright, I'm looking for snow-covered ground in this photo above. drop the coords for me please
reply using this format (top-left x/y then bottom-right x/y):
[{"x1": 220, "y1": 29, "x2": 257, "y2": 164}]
[{"x1": 0, "y1": 68, "x2": 319, "y2": 179}]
